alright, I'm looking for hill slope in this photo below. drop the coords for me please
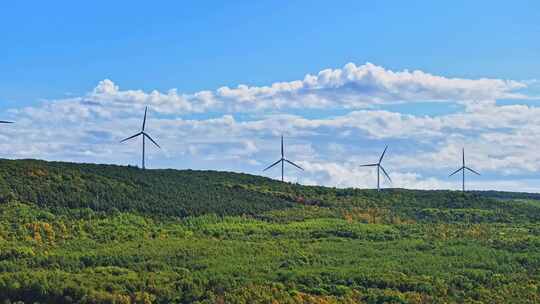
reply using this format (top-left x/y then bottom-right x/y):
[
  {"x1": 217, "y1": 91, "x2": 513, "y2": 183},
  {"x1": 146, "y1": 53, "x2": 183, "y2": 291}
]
[
  {"x1": 0, "y1": 159, "x2": 296, "y2": 216},
  {"x1": 0, "y1": 158, "x2": 538, "y2": 222},
  {"x1": 1, "y1": 159, "x2": 540, "y2": 303}
]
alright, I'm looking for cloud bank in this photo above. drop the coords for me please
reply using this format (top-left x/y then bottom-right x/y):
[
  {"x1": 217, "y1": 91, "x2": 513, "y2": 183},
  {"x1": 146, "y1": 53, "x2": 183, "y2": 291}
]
[{"x1": 2, "y1": 63, "x2": 539, "y2": 191}]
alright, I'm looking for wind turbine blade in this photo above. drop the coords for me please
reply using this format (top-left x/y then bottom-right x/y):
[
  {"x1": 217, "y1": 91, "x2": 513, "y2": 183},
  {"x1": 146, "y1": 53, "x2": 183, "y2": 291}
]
[
  {"x1": 0, "y1": 121, "x2": 13, "y2": 124},
  {"x1": 263, "y1": 159, "x2": 282, "y2": 171},
  {"x1": 380, "y1": 165, "x2": 392, "y2": 182},
  {"x1": 285, "y1": 159, "x2": 304, "y2": 171},
  {"x1": 142, "y1": 106, "x2": 148, "y2": 131},
  {"x1": 144, "y1": 133, "x2": 161, "y2": 148},
  {"x1": 120, "y1": 132, "x2": 142, "y2": 143},
  {"x1": 462, "y1": 148, "x2": 465, "y2": 167},
  {"x1": 379, "y1": 145, "x2": 388, "y2": 163},
  {"x1": 449, "y1": 167, "x2": 464, "y2": 177},
  {"x1": 465, "y1": 167, "x2": 481, "y2": 176},
  {"x1": 360, "y1": 164, "x2": 378, "y2": 167},
  {"x1": 281, "y1": 135, "x2": 284, "y2": 158}
]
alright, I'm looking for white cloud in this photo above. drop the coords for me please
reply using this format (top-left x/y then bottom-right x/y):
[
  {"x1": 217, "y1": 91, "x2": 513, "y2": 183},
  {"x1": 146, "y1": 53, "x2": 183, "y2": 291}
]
[
  {"x1": 15, "y1": 62, "x2": 527, "y2": 120},
  {"x1": 1, "y1": 63, "x2": 539, "y2": 191},
  {"x1": 295, "y1": 160, "x2": 456, "y2": 190},
  {"x1": 213, "y1": 62, "x2": 527, "y2": 111}
]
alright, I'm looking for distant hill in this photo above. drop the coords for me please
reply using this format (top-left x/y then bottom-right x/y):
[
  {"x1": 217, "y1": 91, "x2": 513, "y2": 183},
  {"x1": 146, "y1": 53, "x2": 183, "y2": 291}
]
[
  {"x1": 0, "y1": 158, "x2": 539, "y2": 221},
  {"x1": 472, "y1": 190, "x2": 540, "y2": 201},
  {"x1": 0, "y1": 159, "x2": 295, "y2": 217}
]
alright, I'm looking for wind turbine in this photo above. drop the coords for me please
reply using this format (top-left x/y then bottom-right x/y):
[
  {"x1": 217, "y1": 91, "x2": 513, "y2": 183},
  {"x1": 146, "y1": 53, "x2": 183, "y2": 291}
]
[
  {"x1": 361, "y1": 146, "x2": 392, "y2": 191},
  {"x1": 449, "y1": 148, "x2": 480, "y2": 192},
  {"x1": 263, "y1": 135, "x2": 304, "y2": 182},
  {"x1": 120, "y1": 106, "x2": 160, "y2": 169}
]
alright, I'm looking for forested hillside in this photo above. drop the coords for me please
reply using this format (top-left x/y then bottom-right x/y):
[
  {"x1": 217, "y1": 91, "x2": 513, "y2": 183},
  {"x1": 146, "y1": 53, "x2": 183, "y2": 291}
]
[
  {"x1": 0, "y1": 159, "x2": 294, "y2": 216},
  {"x1": 0, "y1": 159, "x2": 539, "y2": 303},
  {"x1": 0, "y1": 159, "x2": 537, "y2": 222}
]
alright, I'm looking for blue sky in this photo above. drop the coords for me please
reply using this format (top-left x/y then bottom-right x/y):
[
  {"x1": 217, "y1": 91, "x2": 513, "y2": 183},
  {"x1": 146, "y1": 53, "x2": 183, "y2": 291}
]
[
  {"x1": 2, "y1": 1, "x2": 539, "y2": 104},
  {"x1": 1, "y1": 1, "x2": 540, "y2": 191}
]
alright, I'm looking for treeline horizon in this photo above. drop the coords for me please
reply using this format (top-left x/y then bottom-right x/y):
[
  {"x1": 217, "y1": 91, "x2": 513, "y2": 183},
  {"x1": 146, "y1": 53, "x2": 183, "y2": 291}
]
[{"x1": 0, "y1": 157, "x2": 537, "y2": 196}]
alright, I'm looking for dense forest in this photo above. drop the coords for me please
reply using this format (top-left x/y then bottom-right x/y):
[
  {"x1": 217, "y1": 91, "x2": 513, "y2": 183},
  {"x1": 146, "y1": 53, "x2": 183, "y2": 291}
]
[{"x1": 0, "y1": 159, "x2": 539, "y2": 303}]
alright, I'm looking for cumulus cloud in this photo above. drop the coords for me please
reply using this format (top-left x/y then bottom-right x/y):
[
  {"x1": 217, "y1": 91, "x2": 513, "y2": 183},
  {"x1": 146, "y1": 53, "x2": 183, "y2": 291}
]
[
  {"x1": 214, "y1": 63, "x2": 527, "y2": 110},
  {"x1": 15, "y1": 62, "x2": 527, "y2": 120},
  {"x1": 297, "y1": 160, "x2": 458, "y2": 190},
  {"x1": 1, "y1": 62, "x2": 539, "y2": 191}
]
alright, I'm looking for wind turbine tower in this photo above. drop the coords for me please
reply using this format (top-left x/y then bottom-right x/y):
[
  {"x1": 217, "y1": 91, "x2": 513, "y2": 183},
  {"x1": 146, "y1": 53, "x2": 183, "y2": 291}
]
[
  {"x1": 361, "y1": 146, "x2": 392, "y2": 191},
  {"x1": 449, "y1": 148, "x2": 480, "y2": 192},
  {"x1": 120, "y1": 106, "x2": 160, "y2": 169},
  {"x1": 263, "y1": 135, "x2": 304, "y2": 182}
]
